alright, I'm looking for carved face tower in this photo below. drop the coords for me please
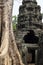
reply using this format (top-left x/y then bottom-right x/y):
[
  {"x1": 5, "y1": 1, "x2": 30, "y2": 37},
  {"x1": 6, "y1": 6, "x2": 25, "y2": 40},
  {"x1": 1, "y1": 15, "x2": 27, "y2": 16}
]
[{"x1": 16, "y1": 0, "x2": 43, "y2": 65}]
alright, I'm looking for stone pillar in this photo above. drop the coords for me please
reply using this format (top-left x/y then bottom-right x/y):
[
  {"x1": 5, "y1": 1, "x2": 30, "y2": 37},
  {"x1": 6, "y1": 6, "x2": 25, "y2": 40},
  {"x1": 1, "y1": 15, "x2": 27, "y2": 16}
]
[{"x1": 35, "y1": 50, "x2": 38, "y2": 65}]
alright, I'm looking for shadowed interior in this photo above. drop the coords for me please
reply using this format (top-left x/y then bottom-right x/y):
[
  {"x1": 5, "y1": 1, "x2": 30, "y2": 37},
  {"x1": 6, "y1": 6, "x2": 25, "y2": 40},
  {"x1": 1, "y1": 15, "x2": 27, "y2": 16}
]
[
  {"x1": 23, "y1": 30, "x2": 39, "y2": 43},
  {"x1": 27, "y1": 48, "x2": 35, "y2": 63}
]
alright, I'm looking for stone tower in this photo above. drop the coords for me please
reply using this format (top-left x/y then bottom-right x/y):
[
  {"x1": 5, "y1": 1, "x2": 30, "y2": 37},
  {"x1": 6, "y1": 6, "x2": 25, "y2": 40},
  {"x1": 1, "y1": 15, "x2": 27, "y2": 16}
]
[
  {"x1": 16, "y1": 0, "x2": 43, "y2": 65},
  {"x1": 18, "y1": 0, "x2": 42, "y2": 31}
]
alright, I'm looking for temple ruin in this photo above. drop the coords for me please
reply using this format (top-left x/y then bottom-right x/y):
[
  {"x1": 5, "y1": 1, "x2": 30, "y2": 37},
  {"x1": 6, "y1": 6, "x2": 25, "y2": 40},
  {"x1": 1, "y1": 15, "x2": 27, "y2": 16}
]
[
  {"x1": 15, "y1": 0, "x2": 43, "y2": 65},
  {"x1": 0, "y1": 0, "x2": 43, "y2": 65}
]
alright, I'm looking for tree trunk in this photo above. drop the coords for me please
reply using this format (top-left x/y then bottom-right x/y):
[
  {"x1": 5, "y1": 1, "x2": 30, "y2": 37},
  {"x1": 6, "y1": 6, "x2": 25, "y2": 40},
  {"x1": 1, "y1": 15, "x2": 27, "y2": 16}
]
[{"x1": 0, "y1": 0, "x2": 24, "y2": 65}]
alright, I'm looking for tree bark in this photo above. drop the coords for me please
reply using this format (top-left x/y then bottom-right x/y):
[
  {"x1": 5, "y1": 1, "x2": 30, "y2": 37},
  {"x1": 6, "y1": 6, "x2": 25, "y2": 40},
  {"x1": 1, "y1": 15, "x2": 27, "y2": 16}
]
[{"x1": 0, "y1": 0, "x2": 24, "y2": 65}]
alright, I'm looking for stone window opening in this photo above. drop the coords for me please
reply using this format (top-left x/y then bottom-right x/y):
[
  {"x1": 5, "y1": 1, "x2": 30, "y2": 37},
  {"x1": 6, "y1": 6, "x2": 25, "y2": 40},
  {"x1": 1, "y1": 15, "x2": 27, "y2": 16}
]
[{"x1": 23, "y1": 30, "x2": 39, "y2": 43}]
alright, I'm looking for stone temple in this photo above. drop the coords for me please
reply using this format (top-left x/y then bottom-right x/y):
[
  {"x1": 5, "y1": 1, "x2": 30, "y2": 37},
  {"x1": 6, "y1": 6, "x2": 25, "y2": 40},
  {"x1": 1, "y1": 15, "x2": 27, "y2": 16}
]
[{"x1": 15, "y1": 0, "x2": 43, "y2": 65}]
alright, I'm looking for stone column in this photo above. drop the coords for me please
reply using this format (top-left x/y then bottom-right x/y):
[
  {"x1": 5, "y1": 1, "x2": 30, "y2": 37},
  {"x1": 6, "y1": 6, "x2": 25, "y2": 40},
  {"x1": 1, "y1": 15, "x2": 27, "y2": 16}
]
[{"x1": 35, "y1": 49, "x2": 38, "y2": 65}]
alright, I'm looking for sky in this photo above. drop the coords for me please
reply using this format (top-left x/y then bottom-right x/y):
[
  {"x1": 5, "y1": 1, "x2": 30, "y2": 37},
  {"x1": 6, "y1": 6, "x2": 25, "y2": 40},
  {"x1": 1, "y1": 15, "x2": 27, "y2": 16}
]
[{"x1": 12, "y1": 0, "x2": 43, "y2": 16}]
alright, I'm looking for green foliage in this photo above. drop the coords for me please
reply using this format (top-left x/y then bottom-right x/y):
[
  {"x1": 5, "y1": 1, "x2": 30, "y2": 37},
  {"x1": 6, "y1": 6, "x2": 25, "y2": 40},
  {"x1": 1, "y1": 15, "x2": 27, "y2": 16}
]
[
  {"x1": 12, "y1": 15, "x2": 18, "y2": 30},
  {"x1": 13, "y1": 23, "x2": 16, "y2": 30}
]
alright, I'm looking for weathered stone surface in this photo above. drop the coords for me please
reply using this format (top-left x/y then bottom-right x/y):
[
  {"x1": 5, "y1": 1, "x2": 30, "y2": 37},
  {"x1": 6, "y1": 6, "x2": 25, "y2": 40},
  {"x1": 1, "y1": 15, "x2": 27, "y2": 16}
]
[
  {"x1": 16, "y1": 0, "x2": 43, "y2": 65},
  {"x1": 18, "y1": 0, "x2": 42, "y2": 31}
]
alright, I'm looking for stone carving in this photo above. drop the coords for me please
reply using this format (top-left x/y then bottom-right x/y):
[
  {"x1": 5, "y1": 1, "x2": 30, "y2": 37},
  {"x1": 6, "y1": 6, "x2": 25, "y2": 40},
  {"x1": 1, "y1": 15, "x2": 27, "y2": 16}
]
[{"x1": 16, "y1": 0, "x2": 43, "y2": 65}]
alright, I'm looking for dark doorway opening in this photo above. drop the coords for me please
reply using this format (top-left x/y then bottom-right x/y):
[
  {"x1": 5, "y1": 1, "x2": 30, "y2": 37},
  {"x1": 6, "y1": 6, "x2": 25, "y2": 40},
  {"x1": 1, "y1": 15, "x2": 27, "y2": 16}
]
[
  {"x1": 23, "y1": 30, "x2": 39, "y2": 43},
  {"x1": 27, "y1": 48, "x2": 35, "y2": 63}
]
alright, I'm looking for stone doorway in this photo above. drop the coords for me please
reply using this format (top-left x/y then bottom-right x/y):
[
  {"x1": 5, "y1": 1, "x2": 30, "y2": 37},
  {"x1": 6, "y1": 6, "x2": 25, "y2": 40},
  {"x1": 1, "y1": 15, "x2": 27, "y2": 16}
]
[
  {"x1": 22, "y1": 47, "x2": 38, "y2": 65},
  {"x1": 27, "y1": 48, "x2": 35, "y2": 64}
]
